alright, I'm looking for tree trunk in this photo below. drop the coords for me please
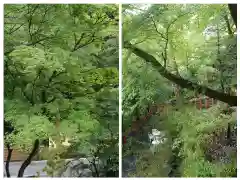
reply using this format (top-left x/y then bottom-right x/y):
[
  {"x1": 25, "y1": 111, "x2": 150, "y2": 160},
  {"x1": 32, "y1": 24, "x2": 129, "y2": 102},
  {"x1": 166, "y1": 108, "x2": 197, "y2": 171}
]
[
  {"x1": 6, "y1": 144, "x2": 13, "y2": 178},
  {"x1": 17, "y1": 139, "x2": 39, "y2": 177},
  {"x1": 228, "y1": 4, "x2": 237, "y2": 27}
]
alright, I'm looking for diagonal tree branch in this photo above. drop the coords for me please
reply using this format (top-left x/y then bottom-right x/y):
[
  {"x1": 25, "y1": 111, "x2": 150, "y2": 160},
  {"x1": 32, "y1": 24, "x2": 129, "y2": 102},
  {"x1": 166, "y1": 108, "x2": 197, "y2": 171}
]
[{"x1": 125, "y1": 42, "x2": 236, "y2": 106}]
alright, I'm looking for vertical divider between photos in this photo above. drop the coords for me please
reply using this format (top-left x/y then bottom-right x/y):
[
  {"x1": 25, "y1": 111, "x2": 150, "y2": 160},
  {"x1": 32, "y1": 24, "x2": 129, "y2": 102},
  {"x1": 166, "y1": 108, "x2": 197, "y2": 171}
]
[{"x1": 118, "y1": 3, "x2": 122, "y2": 178}]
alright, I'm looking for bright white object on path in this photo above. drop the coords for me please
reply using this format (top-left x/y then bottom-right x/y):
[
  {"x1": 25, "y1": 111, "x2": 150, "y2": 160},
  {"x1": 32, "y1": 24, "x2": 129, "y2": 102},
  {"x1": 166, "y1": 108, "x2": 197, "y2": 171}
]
[{"x1": 148, "y1": 129, "x2": 167, "y2": 154}]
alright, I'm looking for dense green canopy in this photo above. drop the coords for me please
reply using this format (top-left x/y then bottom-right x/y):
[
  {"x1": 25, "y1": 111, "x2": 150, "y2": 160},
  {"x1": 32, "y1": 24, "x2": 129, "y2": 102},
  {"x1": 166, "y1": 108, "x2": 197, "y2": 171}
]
[{"x1": 4, "y1": 4, "x2": 119, "y2": 177}]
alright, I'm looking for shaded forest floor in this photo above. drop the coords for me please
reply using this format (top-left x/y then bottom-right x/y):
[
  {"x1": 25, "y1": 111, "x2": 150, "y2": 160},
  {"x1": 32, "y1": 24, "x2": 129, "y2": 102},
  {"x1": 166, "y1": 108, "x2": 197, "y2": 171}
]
[{"x1": 124, "y1": 103, "x2": 237, "y2": 177}]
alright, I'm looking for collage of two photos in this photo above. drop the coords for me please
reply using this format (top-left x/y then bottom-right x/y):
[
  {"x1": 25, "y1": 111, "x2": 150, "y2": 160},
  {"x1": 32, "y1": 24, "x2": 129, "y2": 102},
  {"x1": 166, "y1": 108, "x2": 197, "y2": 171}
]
[{"x1": 3, "y1": 3, "x2": 237, "y2": 178}]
